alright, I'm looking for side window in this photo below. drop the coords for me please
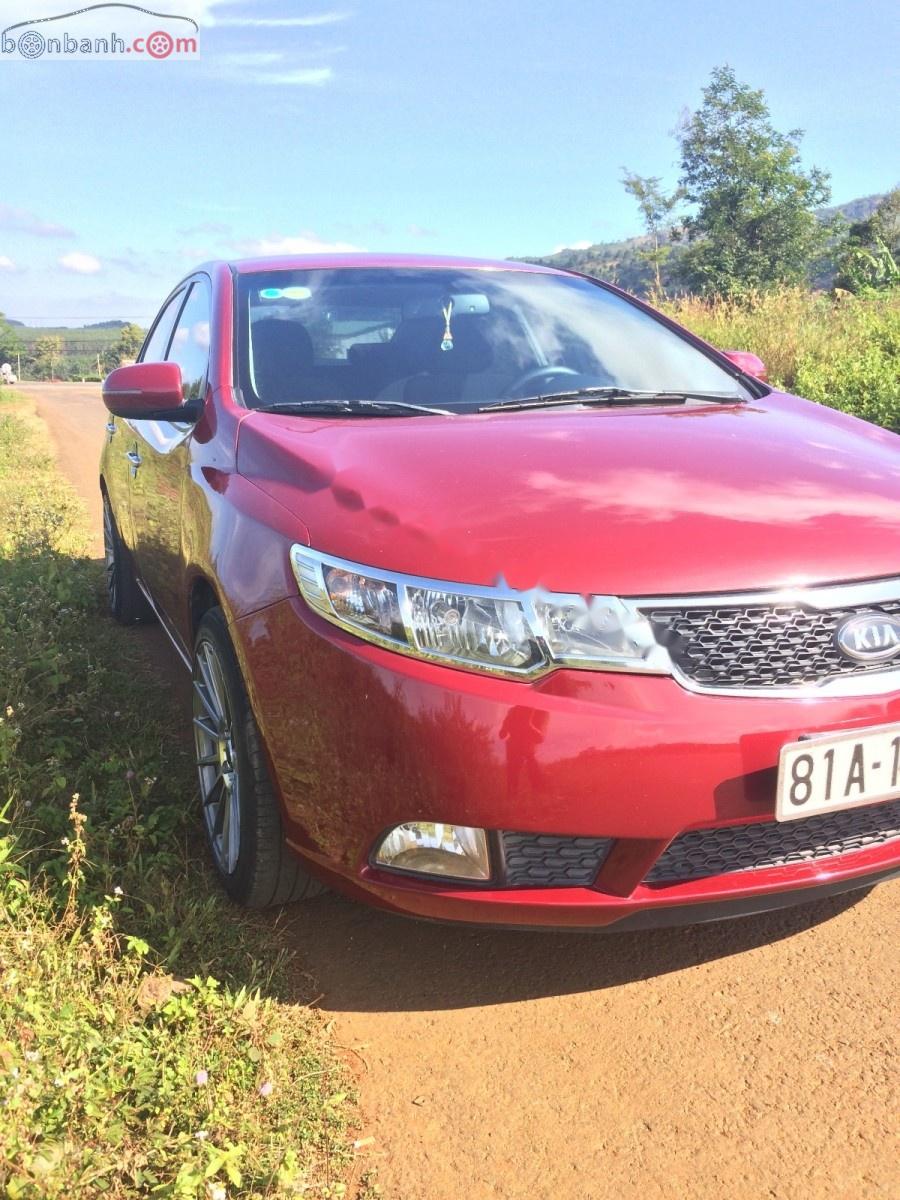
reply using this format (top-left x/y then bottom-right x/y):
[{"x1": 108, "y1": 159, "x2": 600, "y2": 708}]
[
  {"x1": 140, "y1": 290, "x2": 186, "y2": 363},
  {"x1": 166, "y1": 280, "x2": 211, "y2": 401}
]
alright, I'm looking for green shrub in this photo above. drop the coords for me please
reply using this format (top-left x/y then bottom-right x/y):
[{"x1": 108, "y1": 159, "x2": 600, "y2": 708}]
[
  {"x1": 1, "y1": 857, "x2": 347, "y2": 1199},
  {"x1": 662, "y1": 288, "x2": 900, "y2": 429},
  {"x1": 794, "y1": 338, "x2": 900, "y2": 430},
  {"x1": 0, "y1": 394, "x2": 352, "y2": 1198}
]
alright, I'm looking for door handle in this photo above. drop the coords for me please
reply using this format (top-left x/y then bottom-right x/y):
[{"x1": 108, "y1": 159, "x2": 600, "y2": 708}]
[
  {"x1": 105, "y1": 420, "x2": 116, "y2": 442},
  {"x1": 125, "y1": 448, "x2": 142, "y2": 477}
]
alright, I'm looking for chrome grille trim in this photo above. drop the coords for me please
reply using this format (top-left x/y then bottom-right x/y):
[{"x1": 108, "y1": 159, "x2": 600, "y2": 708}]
[
  {"x1": 635, "y1": 575, "x2": 900, "y2": 697},
  {"x1": 645, "y1": 799, "x2": 900, "y2": 884}
]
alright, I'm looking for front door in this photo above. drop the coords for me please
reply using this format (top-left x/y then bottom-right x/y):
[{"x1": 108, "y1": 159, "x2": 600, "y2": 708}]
[
  {"x1": 131, "y1": 277, "x2": 211, "y2": 645},
  {"x1": 113, "y1": 286, "x2": 185, "y2": 563}
]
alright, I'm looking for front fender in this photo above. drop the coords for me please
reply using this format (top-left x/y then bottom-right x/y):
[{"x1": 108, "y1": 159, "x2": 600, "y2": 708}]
[{"x1": 180, "y1": 467, "x2": 310, "y2": 643}]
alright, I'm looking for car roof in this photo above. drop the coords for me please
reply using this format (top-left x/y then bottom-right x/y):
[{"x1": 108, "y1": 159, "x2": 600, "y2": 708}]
[{"x1": 223, "y1": 252, "x2": 566, "y2": 276}]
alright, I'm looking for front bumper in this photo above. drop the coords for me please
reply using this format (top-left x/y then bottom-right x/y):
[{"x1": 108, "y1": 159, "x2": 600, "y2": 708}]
[{"x1": 232, "y1": 597, "x2": 900, "y2": 928}]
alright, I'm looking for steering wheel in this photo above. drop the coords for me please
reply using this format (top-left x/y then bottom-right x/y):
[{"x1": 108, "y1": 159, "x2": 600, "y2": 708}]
[{"x1": 504, "y1": 364, "x2": 580, "y2": 399}]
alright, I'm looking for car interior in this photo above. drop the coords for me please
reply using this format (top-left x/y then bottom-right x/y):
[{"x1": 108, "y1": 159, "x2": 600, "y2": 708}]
[
  {"x1": 243, "y1": 280, "x2": 614, "y2": 412},
  {"x1": 247, "y1": 306, "x2": 549, "y2": 408}
]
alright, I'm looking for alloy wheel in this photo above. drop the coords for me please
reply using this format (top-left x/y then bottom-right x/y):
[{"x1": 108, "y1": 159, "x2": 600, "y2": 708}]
[{"x1": 193, "y1": 638, "x2": 241, "y2": 874}]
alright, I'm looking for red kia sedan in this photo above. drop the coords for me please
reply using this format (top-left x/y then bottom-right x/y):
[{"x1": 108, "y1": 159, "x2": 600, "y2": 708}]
[{"x1": 100, "y1": 254, "x2": 900, "y2": 927}]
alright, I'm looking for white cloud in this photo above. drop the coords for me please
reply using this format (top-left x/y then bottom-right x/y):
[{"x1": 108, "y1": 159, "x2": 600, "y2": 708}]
[
  {"x1": 0, "y1": 255, "x2": 16, "y2": 271},
  {"x1": 0, "y1": 204, "x2": 74, "y2": 239},
  {"x1": 261, "y1": 67, "x2": 333, "y2": 86},
  {"x1": 215, "y1": 51, "x2": 282, "y2": 67},
  {"x1": 214, "y1": 10, "x2": 350, "y2": 28},
  {"x1": 235, "y1": 233, "x2": 362, "y2": 256},
  {"x1": 551, "y1": 240, "x2": 593, "y2": 254},
  {"x1": 59, "y1": 252, "x2": 102, "y2": 275},
  {"x1": 207, "y1": 51, "x2": 334, "y2": 86}
]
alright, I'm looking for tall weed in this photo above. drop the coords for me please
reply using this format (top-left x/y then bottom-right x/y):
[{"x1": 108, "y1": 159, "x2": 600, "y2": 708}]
[{"x1": 662, "y1": 288, "x2": 900, "y2": 429}]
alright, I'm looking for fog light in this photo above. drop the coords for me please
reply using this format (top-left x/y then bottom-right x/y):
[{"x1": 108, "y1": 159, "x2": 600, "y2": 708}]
[{"x1": 373, "y1": 823, "x2": 491, "y2": 881}]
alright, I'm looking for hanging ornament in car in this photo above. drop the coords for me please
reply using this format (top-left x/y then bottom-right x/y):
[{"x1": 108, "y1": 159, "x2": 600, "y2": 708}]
[{"x1": 440, "y1": 299, "x2": 454, "y2": 351}]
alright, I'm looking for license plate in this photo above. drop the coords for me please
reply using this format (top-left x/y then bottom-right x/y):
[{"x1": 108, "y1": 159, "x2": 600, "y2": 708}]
[{"x1": 776, "y1": 722, "x2": 900, "y2": 822}]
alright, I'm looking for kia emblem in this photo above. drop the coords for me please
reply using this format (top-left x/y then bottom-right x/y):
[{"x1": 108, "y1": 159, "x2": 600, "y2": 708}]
[{"x1": 835, "y1": 612, "x2": 900, "y2": 664}]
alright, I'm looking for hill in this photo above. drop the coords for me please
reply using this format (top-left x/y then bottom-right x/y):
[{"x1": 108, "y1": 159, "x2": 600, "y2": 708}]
[
  {"x1": 13, "y1": 325, "x2": 129, "y2": 355},
  {"x1": 516, "y1": 194, "x2": 887, "y2": 295},
  {"x1": 818, "y1": 194, "x2": 885, "y2": 224}
]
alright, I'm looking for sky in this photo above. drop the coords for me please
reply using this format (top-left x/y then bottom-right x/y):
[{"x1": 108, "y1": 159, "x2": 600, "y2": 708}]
[{"x1": 0, "y1": 0, "x2": 898, "y2": 325}]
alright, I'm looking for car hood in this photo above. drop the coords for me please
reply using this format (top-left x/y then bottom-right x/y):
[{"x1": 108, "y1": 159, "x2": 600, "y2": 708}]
[{"x1": 236, "y1": 393, "x2": 900, "y2": 596}]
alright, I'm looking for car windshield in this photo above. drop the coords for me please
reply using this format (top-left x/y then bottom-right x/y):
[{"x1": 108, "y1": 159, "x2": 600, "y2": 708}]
[{"x1": 236, "y1": 267, "x2": 752, "y2": 413}]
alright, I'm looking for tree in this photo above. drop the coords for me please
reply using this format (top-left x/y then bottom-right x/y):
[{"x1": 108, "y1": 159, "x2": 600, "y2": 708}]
[
  {"x1": 621, "y1": 173, "x2": 684, "y2": 295},
  {"x1": 675, "y1": 66, "x2": 832, "y2": 296},
  {"x1": 31, "y1": 336, "x2": 64, "y2": 381},
  {"x1": 0, "y1": 312, "x2": 22, "y2": 366},
  {"x1": 834, "y1": 188, "x2": 900, "y2": 292},
  {"x1": 865, "y1": 189, "x2": 900, "y2": 257},
  {"x1": 101, "y1": 323, "x2": 146, "y2": 372}
]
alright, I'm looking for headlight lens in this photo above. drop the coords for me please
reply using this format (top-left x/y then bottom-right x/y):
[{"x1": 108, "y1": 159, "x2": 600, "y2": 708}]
[
  {"x1": 291, "y1": 549, "x2": 410, "y2": 647},
  {"x1": 323, "y1": 566, "x2": 404, "y2": 641},
  {"x1": 533, "y1": 594, "x2": 654, "y2": 665},
  {"x1": 290, "y1": 546, "x2": 664, "y2": 679},
  {"x1": 407, "y1": 587, "x2": 541, "y2": 670}
]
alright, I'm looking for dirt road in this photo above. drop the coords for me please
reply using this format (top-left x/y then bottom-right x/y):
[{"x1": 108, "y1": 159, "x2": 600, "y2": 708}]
[
  {"x1": 27, "y1": 381, "x2": 106, "y2": 551},
  {"x1": 30, "y1": 382, "x2": 899, "y2": 1200}
]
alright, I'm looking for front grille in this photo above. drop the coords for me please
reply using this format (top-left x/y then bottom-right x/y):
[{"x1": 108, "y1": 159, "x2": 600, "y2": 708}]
[
  {"x1": 644, "y1": 596, "x2": 900, "y2": 690},
  {"x1": 500, "y1": 832, "x2": 612, "y2": 888},
  {"x1": 645, "y1": 799, "x2": 900, "y2": 884}
]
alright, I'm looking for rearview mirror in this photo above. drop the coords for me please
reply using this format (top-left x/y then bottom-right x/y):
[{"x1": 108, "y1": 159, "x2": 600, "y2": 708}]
[
  {"x1": 103, "y1": 362, "x2": 198, "y2": 421},
  {"x1": 402, "y1": 292, "x2": 491, "y2": 317},
  {"x1": 722, "y1": 350, "x2": 768, "y2": 382}
]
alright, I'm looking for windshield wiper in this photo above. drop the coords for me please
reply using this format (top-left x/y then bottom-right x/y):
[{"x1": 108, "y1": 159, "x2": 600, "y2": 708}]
[
  {"x1": 254, "y1": 399, "x2": 453, "y2": 417},
  {"x1": 478, "y1": 387, "x2": 744, "y2": 413}
]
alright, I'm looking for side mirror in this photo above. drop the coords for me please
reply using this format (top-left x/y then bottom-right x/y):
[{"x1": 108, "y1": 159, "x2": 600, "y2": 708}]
[
  {"x1": 102, "y1": 361, "x2": 198, "y2": 420},
  {"x1": 722, "y1": 350, "x2": 768, "y2": 382}
]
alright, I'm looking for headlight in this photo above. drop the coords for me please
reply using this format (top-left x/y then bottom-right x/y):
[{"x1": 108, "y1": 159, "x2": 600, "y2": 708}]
[{"x1": 290, "y1": 545, "x2": 666, "y2": 680}]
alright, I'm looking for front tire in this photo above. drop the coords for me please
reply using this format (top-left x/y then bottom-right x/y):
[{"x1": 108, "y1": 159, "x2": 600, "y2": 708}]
[{"x1": 192, "y1": 606, "x2": 322, "y2": 907}]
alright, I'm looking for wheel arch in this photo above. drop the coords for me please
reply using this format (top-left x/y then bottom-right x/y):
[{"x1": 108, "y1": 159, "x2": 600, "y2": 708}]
[{"x1": 188, "y1": 574, "x2": 224, "y2": 642}]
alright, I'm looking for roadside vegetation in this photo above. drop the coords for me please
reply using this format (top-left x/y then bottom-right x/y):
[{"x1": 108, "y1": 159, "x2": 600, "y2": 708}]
[
  {"x1": 0, "y1": 392, "x2": 354, "y2": 1197},
  {"x1": 663, "y1": 287, "x2": 900, "y2": 429},
  {"x1": 0, "y1": 323, "x2": 146, "y2": 383}
]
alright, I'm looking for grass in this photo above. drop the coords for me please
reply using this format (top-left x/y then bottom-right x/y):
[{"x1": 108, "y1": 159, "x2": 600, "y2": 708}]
[
  {"x1": 661, "y1": 287, "x2": 900, "y2": 430},
  {"x1": 0, "y1": 393, "x2": 354, "y2": 1198}
]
